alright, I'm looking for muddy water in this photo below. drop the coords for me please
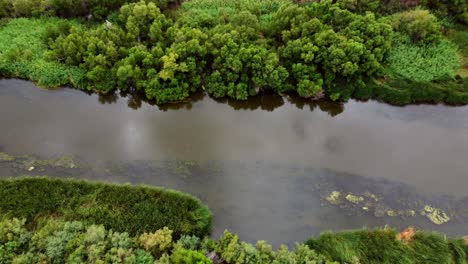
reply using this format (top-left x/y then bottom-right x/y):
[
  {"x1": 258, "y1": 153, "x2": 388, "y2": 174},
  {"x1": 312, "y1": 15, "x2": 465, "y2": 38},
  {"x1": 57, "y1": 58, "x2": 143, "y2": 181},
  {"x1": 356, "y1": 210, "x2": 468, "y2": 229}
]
[{"x1": 0, "y1": 79, "x2": 467, "y2": 245}]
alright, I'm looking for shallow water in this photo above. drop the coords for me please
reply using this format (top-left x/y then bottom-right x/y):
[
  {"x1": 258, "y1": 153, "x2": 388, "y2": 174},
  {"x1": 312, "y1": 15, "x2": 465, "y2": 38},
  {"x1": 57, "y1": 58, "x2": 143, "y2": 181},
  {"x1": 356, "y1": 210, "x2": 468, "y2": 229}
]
[{"x1": 0, "y1": 79, "x2": 467, "y2": 245}]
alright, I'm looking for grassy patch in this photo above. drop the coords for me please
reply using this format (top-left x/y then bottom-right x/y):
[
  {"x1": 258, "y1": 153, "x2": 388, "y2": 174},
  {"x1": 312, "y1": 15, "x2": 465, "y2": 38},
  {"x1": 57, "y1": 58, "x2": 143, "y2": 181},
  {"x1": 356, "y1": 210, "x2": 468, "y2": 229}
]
[
  {"x1": 386, "y1": 40, "x2": 460, "y2": 82},
  {"x1": 353, "y1": 78, "x2": 468, "y2": 105},
  {"x1": 306, "y1": 229, "x2": 468, "y2": 264},
  {"x1": 0, "y1": 177, "x2": 212, "y2": 238},
  {"x1": 0, "y1": 17, "x2": 85, "y2": 88},
  {"x1": 181, "y1": 0, "x2": 292, "y2": 15}
]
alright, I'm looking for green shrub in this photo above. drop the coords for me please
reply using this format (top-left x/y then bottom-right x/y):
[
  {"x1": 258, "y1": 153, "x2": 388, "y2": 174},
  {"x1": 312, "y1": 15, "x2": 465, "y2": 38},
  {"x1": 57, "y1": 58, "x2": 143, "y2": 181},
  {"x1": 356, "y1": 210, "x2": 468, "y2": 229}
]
[
  {"x1": 0, "y1": 0, "x2": 13, "y2": 17},
  {"x1": 177, "y1": 235, "x2": 201, "y2": 251},
  {"x1": 0, "y1": 177, "x2": 212, "y2": 238},
  {"x1": 171, "y1": 247, "x2": 212, "y2": 264},
  {"x1": 0, "y1": 218, "x2": 31, "y2": 264},
  {"x1": 139, "y1": 227, "x2": 174, "y2": 258},
  {"x1": 423, "y1": 0, "x2": 468, "y2": 25},
  {"x1": 391, "y1": 9, "x2": 442, "y2": 43}
]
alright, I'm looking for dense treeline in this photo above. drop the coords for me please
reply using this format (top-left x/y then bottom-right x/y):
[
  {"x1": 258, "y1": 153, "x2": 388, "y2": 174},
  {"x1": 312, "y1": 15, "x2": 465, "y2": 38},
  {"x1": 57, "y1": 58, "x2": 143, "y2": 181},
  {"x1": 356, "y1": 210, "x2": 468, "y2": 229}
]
[
  {"x1": 0, "y1": 0, "x2": 467, "y2": 104},
  {"x1": 0, "y1": 177, "x2": 212, "y2": 238},
  {"x1": 43, "y1": 0, "x2": 395, "y2": 103}
]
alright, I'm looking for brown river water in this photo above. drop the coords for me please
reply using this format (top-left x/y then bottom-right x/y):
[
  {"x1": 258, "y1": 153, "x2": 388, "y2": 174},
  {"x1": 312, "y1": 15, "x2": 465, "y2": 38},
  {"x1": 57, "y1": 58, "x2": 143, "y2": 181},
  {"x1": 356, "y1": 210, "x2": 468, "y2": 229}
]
[{"x1": 0, "y1": 79, "x2": 467, "y2": 246}]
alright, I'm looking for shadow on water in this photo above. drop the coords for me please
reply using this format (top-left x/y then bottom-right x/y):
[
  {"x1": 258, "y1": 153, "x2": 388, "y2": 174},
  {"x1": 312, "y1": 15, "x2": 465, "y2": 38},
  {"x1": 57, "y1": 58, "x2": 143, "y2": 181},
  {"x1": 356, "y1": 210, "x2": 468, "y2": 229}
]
[{"x1": 95, "y1": 86, "x2": 344, "y2": 116}]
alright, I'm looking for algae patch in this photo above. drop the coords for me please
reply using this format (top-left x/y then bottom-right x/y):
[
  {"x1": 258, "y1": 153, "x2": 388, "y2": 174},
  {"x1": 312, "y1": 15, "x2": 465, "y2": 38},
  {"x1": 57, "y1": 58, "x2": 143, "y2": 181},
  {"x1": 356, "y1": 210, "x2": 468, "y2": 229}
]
[
  {"x1": 387, "y1": 210, "x2": 397, "y2": 217},
  {"x1": 421, "y1": 205, "x2": 451, "y2": 225},
  {"x1": 32, "y1": 155, "x2": 77, "y2": 169},
  {"x1": 0, "y1": 152, "x2": 14, "y2": 161},
  {"x1": 346, "y1": 194, "x2": 364, "y2": 204},
  {"x1": 326, "y1": 191, "x2": 341, "y2": 205}
]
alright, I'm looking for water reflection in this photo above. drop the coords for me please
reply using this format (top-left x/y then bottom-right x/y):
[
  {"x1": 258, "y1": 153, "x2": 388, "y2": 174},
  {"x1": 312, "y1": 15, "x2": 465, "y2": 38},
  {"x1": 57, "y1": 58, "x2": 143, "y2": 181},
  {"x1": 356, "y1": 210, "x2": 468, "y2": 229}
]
[{"x1": 96, "y1": 86, "x2": 344, "y2": 115}]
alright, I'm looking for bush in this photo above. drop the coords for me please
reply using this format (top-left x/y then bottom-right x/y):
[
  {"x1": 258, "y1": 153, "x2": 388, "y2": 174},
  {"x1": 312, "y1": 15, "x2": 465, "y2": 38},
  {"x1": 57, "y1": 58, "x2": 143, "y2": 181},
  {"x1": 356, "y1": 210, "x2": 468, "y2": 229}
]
[
  {"x1": 422, "y1": 0, "x2": 468, "y2": 25},
  {"x1": 171, "y1": 247, "x2": 212, "y2": 264},
  {"x1": 139, "y1": 227, "x2": 173, "y2": 258},
  {"x1": 0, "y1": 177, "x2": 212, "y2": 238},
  {"x1": 391, "y1": 9, "x2": 442, "y2": 43}
]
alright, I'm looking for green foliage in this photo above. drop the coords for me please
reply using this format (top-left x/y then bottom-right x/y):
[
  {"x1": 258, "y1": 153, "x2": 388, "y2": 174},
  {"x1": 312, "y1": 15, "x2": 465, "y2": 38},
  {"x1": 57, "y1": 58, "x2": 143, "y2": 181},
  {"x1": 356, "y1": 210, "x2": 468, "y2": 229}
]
[
  {"x1": 1, "y1": 217, "x2": 467, "y2": 264},
  {"x1": 177, "y1": 235, "x2": 201, "y2": 251},
  {"x1": 410, "y1": 232, "x2": 452, "y2": 264},
  {"x1": 1, "y1": 218, "x2": 157, "y2": 263},
  {"x1": 306, "y1": 228, "x2": 468, "y2": 264},
  {"x1": 139, "y1": 227, "x2": 173, "y2": 258},
  {"x1": 181, "y1": 0, "x2": 293, "y2": 17},
  {"x1": 391, "y1": 9, "x2": 442, "y2": 44},
  {"x1": 422, "y1": 0, "x2": 468, "y2": 25},
  {"x1": 336, "y1": 0, "x2": 380, "y2": 13},
  {"x1": 0, "y1": 0, "x2": 170, "y2": 20},
  {"x1": 268, "y1": 2, "x2": 392, "y2": 100},
  {"x1": 171, "y1": 247, "x2": 212, "y2": 264},
  {"x1": 0, "y1": 18, "x2": 86, "y2": 88},
  {"x1": 206, "y1": 25, "x2": 288, "y2": 99},
  {"x1": 217, "y1": 230, "x2": 333, "y2": 264},
  {"x1": 387, "y1": 39, "x2": 460, "y2": 82},
  {"x1": 1, "y1": 0, "x2": 465, "y2": 105},
  {"x1": 0, "y1": 177, "x2": 212, "y2": 238},
  {"x1": 0, "y1": 218, "x2": 31, "y2": 264}
]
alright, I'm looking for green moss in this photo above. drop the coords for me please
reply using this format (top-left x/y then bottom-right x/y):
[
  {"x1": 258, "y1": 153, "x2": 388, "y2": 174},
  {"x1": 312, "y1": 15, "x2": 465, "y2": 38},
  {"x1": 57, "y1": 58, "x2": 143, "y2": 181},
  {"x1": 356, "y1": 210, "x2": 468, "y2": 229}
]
[{"x1": 0, "y1": 177, "x2": 212, "y2": 238}]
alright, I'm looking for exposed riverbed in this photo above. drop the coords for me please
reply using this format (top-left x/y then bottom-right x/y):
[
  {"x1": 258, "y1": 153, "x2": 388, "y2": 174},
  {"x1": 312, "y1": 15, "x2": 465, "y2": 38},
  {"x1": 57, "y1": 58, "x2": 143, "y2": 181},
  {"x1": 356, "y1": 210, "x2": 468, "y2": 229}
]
[{"x1": 0, "y1": 79, "x2": 467, "y2": 246}]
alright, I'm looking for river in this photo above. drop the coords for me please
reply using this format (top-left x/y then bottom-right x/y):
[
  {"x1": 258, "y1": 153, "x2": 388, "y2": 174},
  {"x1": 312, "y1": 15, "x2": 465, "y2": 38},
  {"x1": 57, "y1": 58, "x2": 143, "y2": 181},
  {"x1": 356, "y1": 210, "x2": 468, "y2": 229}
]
[{"x1": 0, "y1": 78, "x2": 467, "y2": 246}]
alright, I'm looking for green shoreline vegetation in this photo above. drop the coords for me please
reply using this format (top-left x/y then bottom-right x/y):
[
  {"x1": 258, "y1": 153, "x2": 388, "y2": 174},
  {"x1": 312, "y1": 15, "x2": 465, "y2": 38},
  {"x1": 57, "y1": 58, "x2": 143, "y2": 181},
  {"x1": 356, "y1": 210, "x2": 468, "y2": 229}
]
[
  {"x1": 0, "y1": 177, "x2": 212, "y2": 238},
  {"x1": 0, "y1": 177, "x2": 467, "y2": 263},
  {"x1": 0, "y1": 0, "x2": 466, "y2": 105}
]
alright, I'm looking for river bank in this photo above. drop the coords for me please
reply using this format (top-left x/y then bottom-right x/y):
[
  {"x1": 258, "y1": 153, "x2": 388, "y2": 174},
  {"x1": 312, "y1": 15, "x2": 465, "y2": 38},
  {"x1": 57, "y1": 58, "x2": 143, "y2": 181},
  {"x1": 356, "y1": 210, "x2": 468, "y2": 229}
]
[{"x1": 0, "y1": 177, "x2": 466, "y2": 263}]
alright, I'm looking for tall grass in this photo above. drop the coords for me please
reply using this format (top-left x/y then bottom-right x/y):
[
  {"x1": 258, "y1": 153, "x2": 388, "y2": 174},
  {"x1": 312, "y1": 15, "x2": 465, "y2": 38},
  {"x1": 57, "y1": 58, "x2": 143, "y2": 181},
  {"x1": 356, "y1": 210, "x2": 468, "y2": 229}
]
[
  {"x1": 306, "y1": 229, "x2": 468, "y2": 264},
  {"x1": 0, "y1": 177, "x2": 212, "y2": 238}
]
